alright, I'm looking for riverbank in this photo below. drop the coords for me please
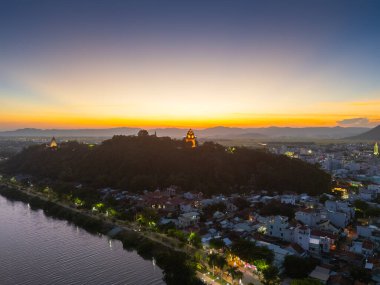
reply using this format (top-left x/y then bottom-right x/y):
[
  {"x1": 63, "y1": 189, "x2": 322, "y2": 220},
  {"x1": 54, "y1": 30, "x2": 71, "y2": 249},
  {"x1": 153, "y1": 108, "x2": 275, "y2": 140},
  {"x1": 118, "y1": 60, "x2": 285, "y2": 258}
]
[{"x1": 0, "y1": 183, "x2": 203, "y2": 285}]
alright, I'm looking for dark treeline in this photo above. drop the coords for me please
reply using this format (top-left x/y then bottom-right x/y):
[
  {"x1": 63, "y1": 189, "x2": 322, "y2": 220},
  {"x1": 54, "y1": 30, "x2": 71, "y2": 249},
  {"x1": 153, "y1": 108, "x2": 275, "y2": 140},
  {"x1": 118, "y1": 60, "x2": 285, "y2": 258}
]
[
  {"x1": 3, "y1": 135, "x2": 331, "y2": 195},
  {"x1": 0, "y1": 186, "x2": 111, "y2": 233}
]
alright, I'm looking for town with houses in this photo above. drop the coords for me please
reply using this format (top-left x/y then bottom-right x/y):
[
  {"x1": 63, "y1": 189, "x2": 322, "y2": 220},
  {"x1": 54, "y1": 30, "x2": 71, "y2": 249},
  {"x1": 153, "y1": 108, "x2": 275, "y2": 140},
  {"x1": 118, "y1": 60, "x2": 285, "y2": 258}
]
[
  {"x1": 1, "y1": 134, "x2": 380, "y2": 285},
  {"x1": 80, "y1": 139, "x2": 380, "y2": 284}
]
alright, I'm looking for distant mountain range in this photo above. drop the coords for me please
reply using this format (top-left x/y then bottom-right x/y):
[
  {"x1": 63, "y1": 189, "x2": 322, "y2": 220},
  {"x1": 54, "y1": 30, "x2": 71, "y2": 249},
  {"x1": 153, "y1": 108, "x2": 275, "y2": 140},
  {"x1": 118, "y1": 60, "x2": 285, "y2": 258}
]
[
  {"x1": 0, "y1": 126, "x2": 373, "y2": 140},
  {"x1": 0, "y1": 128, "x2": 140, "y2": 137},
  {"x1": 347, "y1": 125, "x2": 380, "y2": 140}
]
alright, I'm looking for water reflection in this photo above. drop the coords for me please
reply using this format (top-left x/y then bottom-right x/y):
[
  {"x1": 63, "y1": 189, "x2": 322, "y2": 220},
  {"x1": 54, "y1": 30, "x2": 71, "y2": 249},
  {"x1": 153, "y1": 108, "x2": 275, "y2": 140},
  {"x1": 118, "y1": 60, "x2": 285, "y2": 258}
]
[{"x1": 0, "y1": 196, "x2": 165, "y2": 285}]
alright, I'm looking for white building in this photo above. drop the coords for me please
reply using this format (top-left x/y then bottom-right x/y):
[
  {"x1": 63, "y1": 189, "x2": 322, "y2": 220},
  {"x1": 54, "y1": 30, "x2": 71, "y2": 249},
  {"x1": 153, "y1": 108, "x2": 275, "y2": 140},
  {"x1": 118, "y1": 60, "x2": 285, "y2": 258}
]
[
  {"x1": 309, "y1": 230, "x2": 337, "y2": 255},
  {"x1": 281, "y1": 195, "x2": 296, "y2": 205},
  {"x1": 359, "y1": 188, "x2": 374, "y2": 201},
  {"x1": 324, "y1": 200, "x2": 354, "y2": 228},
  {"x1": 293, "y1": 225, "x2": 310, "y2": 251},
  {"x1": 357, "y1": 225, "x2": 380, "y2": 242},
  {"x1": 226, "y1": 202, "x2": 238, "y2": 212},
  {"x1": 368, "y1": 184, "x2": 380, "y2": 194},
  {"x1": 326, "y1": 211, "x2": 350, "y2": 228},
  {"x1": 295, "y1": 209, "x2": 324, "y2": 227},
  {"x1": 357, "y1": 225, "x2": 374, "y2": 238},
  {"x1": 350, "y1": 240, "x2": 374, "y2": 257},
  {"x1": 266, "y1": 216, "x2": 293, "y2": 242},
  {"x1": 178, "y1": 211, "x2": 200, "y2": 228}
]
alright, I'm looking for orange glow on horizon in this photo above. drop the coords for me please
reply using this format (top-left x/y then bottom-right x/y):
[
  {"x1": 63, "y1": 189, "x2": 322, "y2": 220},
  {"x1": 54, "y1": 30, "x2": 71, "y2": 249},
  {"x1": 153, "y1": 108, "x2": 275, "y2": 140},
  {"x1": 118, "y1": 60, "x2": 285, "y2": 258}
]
[{"x1": 1, "y1": 112, "x2": 379, "y2": 130}]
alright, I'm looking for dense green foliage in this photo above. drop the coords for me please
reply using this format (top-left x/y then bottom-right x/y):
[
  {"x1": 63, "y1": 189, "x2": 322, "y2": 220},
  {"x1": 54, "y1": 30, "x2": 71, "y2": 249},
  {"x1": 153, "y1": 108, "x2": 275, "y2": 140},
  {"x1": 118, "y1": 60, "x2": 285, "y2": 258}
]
[
  {"x1": 261, "y1": 266, "x2": 280, "y2": 285},
  {"x1": 119, "y1": 231, "x2": 202, "y2": 285},
  {"x1": 283, "y1": 256, "x2": 318, "y2": 278},
  {"x1": 209, "y1": 238, "x2": 225, "y2": 249},
  {"x1": 291, "y1": 278, "x2": 323, "y2": 285},
  {"x1": 201, "y1": 202, "x2": 227, "y2": 220},
  {"x1": 259, "y1": 200, "x2": 295, "y2": 219},
  {"x1": 350, "y1": 266, "x2": 372, "y2": 283},
  {"x1": 3, "y1": 135, "x2": 331, "y2": 195},
  {"x1": 354, "y1": 199, "x2": 380, "y2": 218},
  {"x1": 207, "y1": 253, "x2": 228, "y2": 274},
  {"x1": 231, "y1": 239, "x2": 274, "y2": 264},
  {"x1": 0, "y1": 186, "x2": 109, "y2": 233}
]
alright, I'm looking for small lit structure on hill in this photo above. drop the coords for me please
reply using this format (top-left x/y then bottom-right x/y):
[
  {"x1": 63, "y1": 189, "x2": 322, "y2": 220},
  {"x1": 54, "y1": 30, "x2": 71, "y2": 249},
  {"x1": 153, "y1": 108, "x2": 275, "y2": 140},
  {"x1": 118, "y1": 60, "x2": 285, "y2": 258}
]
[
  {"x1": 184, "y1": 129, "x2": 197, "y2": 148},
  {"x1": 374, "y1": 142, "x2": 379, "y2": 156},
  {"x1": 284, "y1": 151, "x2": 296, "y2": 158},
  {"x1": 49, "y1": 137, "x2": 58, "y2": 149},
  {"x1": 332, "y1": 187, "x2": 349, "y2": 199},
  {"x1": 226, "y1": 146, "x2": 236, "y2": 154}
]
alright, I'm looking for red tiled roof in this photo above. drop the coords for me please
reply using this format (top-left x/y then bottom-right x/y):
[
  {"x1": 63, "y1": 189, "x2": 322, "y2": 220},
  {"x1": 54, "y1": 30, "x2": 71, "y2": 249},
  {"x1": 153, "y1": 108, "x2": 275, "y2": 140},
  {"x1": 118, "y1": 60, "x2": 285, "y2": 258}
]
[
  {"x1": 298, "y1": 225, "x2": 309, "y2": 230},
  {"x1": 297, "y1": 208, "x2": 316, "y2": 213},
  {"x1": 362, "y1": 239, "x2": 374, "y2": 250},
  {"x1": 288, "y1": 243, "x2": 305, "y2": 254},
  {"x1": 311, "y1": 229, "x2": 338, "y2": 240},
  {"x1": 328, "y1": 275, "x2": 352, "y2": 285}
]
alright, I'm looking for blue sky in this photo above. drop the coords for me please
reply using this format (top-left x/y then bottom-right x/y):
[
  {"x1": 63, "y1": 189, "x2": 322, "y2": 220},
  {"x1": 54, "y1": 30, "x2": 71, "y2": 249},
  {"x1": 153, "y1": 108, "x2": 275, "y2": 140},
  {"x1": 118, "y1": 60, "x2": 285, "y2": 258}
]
[{"x1": 1, "y1": 0, "x2": 380, "y2": 129}]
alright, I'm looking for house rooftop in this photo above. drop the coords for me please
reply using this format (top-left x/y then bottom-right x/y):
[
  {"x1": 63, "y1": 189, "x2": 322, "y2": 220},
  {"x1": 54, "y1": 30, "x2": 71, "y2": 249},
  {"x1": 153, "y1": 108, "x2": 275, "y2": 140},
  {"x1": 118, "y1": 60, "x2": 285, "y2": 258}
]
[
  {"x1": 311, "y1": 229, "x2": 338, "y2": 240},
  {"x1": 309, "y1": 266, "x2": 330, "y2": 282}
]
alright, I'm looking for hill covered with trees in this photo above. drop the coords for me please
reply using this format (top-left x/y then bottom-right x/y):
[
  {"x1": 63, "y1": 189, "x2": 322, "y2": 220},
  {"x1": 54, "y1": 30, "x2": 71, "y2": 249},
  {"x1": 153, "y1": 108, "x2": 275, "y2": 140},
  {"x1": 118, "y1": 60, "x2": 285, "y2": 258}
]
[
  {"x1": 2, "y1": 134, "x2": 331, "y2": 195},
  {"x1": 347, "y1": 125, "x2": 380, "y2": 140}
]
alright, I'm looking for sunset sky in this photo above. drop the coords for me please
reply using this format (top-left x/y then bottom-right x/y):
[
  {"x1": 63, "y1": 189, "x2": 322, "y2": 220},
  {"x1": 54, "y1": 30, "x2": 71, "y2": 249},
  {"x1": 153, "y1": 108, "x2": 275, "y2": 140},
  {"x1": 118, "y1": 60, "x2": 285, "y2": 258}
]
[{"x1": 1, "y1": 0, "x2": 380, "y2": 130}]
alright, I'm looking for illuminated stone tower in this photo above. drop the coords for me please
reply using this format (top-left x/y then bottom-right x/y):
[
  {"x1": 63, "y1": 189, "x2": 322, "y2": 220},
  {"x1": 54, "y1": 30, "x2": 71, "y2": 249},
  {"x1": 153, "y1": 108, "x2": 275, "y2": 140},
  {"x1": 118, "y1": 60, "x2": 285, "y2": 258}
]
[
  {"x1": 184, "y1": 129, "x2": 197, "y2": 148},
  {"x1": 375, "y1": 142, "x2": 379, "y2": 156},
  {"x1": 49, "y1": 137, "x2": 58, "y2": 149}
]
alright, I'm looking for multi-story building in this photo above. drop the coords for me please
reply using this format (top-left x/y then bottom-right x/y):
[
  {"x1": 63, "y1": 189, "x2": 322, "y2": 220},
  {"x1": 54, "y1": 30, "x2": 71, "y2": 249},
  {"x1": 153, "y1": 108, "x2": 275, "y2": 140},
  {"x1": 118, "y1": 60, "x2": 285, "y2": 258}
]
[
  {"x1": 266, "y1": 215, "x2": 294, "y2": 242},
  {"x1": 295, "y1": 208, "x2": 325, "y2": 227}
]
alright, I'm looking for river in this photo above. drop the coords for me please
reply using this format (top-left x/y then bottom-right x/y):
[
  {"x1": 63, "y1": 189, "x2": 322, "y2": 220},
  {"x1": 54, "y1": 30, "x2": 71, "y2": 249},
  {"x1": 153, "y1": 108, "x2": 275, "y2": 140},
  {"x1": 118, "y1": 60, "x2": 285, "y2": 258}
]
[{"x1": 0, "y1": 195, "x2": 165, "y2": 285}]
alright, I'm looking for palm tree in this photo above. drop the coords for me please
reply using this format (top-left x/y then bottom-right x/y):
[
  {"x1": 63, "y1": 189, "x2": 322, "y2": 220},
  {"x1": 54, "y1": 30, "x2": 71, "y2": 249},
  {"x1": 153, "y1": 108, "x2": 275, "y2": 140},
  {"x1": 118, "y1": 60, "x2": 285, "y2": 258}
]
[
  {"x1": 227, "y1": 267, "x2": 242, "y2": 284},
  {"x1": 215, "y1": 255, "x2": 228, "y2": 279},
  {"x1": 235, "y1": 270, "x2": 243, "y2": 284},
  {"x1": 207, "y1": 253, "x2": 218, "y2": 275}
]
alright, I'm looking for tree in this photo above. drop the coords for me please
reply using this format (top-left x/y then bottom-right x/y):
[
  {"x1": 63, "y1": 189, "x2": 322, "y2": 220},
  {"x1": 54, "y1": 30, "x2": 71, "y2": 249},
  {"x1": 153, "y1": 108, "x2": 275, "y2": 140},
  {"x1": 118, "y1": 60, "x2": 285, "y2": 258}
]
[
  {"x1": 291, "y1": 278, "x2": 323, "y2": 285},
  {"x1": 156, "y1": 252, "x2": 202, "y2": 285},
  {"x1": 283, "y1": 256, "x2": 318, "y2": 278},
  {"x1": 188, "y1": 232, "x2": 201, "y2": 248},
  {"x1": 137, "y1": 129, "x2": 149, "y2": 137},
  {"x1": 319, "y1": 194, "x2": 330, "y2": 204},
  {"x1": 207, "y1": 253, "x2": 227, "y2": 277},
  {"x1": 209, "y1": 238, "x2": 225, "y2": 250},
  {"x1": 366, "y1": 207, "x2": 380, "y2": 217},
  {"x1": 232, "y1": 197, "x2": 250, "y2": 210},
  {"x1": 215, "y1": 255, "x2": 228, "y2": 278},
  {"x1": 207, "y1": 253, "x2": 218, "y2": 275},
  {"x1": 167, "y1": 229, "x2": 187, "y2": 242},
  {"x1": 202, "y1": 202, "x2": 227, "y2": 218},
  {"x1": 4, "y1": 136, "x2": 332, "y2": 197},
  {"x1": 353, "y1": 199, "x2": 369, "y2": 211},
  {"x1": 254, "y1": 259, "x2": 269, "y2": 272},
  {"x1": 350, "y1": 266, "x2": 372, "y2": 283},
  {"x1": 227, "y1": 267, "x2": 243, "y2": 285},
  {"x1": 136, "y1": 208, "x2": 159, "y2": 227},
  {"x1": 261, "y1": 266, "x2": 280, "y2": 285},
  {"x1": 260, "y1": 200, "x2": 295, "y2": 219},
  {"x1": 231, "y1": 239, "x2": 274, "y2": 264}
]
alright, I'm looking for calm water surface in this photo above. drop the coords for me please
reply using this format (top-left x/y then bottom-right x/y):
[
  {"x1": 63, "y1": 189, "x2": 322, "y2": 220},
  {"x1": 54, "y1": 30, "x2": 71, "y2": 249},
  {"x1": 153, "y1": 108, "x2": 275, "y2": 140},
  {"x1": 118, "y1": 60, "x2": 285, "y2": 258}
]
[{"x1": 0, "y1": 195, "x2": 165, "y2": 285}]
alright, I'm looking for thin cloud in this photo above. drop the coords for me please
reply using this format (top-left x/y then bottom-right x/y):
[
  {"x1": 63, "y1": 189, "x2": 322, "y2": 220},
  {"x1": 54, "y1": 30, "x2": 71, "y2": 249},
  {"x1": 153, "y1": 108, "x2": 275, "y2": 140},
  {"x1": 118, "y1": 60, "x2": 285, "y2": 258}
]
[
  {"x1": 336, "y1": 117, "x2": 379, "y2": 127},
  {"x1": 337, "y1": 117, "x2": 369, "y2": 125}
]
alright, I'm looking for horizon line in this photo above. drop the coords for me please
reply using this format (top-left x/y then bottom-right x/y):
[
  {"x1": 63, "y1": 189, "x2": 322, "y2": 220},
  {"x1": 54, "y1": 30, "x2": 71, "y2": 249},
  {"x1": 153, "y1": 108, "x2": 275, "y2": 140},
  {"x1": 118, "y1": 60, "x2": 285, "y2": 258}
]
[{"x1": 0, "y1": 125, "x2": 376, "y2": 132}]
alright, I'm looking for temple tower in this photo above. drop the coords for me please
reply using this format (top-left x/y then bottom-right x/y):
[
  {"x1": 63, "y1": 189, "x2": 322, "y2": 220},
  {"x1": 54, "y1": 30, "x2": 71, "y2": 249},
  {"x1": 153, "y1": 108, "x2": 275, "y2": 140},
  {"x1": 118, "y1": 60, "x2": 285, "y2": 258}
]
[
  {"x1": 184, "y1": 129, "x2": 197, "y2": 148},
  {"x1": 49, "y1": 137, "x2": 58, "y2": 149},
  {"x1": 375, "y1": 142, "x2": 379, "y2": 156}
]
